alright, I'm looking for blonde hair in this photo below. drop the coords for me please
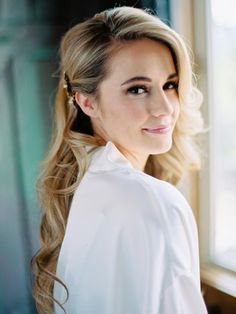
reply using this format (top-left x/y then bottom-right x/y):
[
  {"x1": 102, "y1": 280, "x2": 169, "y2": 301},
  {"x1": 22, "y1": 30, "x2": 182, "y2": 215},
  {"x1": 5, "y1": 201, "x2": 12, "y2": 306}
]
[{"x1": 31, "y1": 6, "x2": 206, "y2": 313}]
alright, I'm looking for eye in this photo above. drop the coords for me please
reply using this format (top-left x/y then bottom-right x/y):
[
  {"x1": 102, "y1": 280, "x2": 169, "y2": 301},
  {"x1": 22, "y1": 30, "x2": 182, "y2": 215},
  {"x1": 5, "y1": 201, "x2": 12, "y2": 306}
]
[
  {"x1": 127, "y1": 85, "x2": 148, "y2": 95},
  {"x1": 163, "y1": 81, "x2": 179, "y2": 91}
]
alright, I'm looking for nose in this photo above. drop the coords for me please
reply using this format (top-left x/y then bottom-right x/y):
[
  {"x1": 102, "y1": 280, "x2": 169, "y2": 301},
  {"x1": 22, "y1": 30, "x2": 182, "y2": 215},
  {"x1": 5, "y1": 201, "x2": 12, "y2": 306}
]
[{"x1": 147, "y1": 89, "x2": 175, "y2": 116}]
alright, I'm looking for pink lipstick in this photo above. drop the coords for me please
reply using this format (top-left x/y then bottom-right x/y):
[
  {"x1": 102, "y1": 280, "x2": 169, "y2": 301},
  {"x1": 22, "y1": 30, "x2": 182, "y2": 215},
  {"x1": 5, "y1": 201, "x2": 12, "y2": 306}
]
[{"x1": 142, "y1": 125, "x2": 171, "y2": 134}]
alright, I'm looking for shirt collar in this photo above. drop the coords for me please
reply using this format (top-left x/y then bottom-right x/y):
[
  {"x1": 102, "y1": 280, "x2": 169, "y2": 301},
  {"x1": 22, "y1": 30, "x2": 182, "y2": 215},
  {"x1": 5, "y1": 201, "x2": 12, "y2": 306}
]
[{"x1": 87, "y1": 141, "x2": 134, "y2": 172}]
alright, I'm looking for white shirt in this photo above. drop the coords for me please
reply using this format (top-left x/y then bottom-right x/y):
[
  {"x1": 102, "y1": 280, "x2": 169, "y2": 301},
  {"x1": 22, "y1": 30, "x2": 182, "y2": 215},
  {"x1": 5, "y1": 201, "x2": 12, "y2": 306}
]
[{"x1": 53, "y1": 141, "x2": 208, "y2": 314}]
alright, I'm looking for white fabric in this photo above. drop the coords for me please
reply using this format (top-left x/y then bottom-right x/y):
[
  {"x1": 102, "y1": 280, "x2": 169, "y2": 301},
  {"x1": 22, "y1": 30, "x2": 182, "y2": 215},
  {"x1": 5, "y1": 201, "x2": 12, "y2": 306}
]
[{"x1": 53, "y1": 141, "x2": 208, "y2": 314}]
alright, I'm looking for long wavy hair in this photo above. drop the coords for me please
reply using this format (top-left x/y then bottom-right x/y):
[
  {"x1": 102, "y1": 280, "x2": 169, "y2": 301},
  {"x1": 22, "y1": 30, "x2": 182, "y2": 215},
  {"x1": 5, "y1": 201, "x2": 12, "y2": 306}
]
[{"x1": 31, "y1": 6, "x2": 206, "y2": 314}]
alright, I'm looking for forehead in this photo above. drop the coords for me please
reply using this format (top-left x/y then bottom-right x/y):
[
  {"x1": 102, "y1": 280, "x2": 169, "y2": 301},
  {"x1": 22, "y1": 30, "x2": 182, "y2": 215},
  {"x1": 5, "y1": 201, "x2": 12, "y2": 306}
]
[{"x1": 104, "y1": 38, "x2": 176, "y2": 81}]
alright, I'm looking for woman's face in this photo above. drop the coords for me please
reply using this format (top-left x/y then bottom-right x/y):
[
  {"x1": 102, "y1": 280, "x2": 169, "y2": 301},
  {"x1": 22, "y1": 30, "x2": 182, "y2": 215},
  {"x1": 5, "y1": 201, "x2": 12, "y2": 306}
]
[{"x1": 91, "y1": 38, "x2": 180, "y2": 170}]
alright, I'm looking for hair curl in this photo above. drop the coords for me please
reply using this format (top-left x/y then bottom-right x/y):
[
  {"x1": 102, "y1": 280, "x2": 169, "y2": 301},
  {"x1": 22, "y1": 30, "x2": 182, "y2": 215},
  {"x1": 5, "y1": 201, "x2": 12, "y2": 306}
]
[{"x1": 31, "y1": 6, "x2": 207, "y2": 313}]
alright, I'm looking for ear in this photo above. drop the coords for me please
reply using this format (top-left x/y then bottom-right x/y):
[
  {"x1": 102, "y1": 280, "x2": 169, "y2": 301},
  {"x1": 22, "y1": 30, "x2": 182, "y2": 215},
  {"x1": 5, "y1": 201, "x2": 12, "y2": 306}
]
[{"x1": 74, "y1": 92, "x2": 99, "y2": 118}]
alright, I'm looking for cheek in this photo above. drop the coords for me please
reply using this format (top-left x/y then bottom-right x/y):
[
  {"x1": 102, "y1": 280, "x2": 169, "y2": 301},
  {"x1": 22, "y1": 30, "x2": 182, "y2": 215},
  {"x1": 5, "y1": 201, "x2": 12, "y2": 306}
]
[
  {"x1": 98, "y1": 89, "x2": 148, "y2": 128},
  {"x1": 97, "y1": 101, "x2": 113, "y2": 123},
  {"x1": 122, "y1": 100, "x2": 148, "y2": 122},
  {"x1": 111, "y1": 103, "x2": 147, "y2": 125}
]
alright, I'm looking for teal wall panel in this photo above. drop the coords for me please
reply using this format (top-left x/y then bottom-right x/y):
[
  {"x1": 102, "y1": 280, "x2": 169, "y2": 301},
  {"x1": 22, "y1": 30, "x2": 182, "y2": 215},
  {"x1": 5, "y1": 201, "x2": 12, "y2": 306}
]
[
  {"x1": 0, "y1": 52, "x2": 33, "y2": 313},
  {"x1": 13, "y1": 43, "x2": 57, "y2": 256},
  {"x1": 0, "y1": 28, "x2": 58, "y2": 314}
]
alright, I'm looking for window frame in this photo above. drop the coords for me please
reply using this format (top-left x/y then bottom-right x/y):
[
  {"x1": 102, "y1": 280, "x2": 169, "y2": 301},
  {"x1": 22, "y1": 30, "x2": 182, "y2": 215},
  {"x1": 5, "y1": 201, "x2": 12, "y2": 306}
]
[{"x1": 170, "y1": 0, "x2": 236, "y2": 297}]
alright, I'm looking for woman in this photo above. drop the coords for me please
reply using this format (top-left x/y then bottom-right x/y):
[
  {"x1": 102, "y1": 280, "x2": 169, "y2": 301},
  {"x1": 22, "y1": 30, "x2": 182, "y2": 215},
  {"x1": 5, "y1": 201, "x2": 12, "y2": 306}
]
[{"x1": 32, "y1": 6, "x2": 208, "y2": 314}]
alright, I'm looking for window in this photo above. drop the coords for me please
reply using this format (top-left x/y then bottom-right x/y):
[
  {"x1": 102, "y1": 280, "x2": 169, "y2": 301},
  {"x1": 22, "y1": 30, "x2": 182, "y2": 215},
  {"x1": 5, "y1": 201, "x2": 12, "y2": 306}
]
[
  {"x1": 196, "y1": 0, "x2": 236, "y2": 296},
  {"x1": 170, "y1": 0, "x2": 236, "y2": 296},
  {"x1": 209, "y1": 0, "x2": 236, "y2": 273}
]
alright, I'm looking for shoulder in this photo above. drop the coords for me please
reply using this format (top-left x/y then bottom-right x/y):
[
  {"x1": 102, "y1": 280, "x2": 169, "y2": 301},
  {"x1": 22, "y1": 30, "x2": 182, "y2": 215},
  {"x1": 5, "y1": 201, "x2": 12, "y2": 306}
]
[
  {"x1": 83, "y1": 168, "x2": 177, "y2": 205},
  {"x1": 80, "y1": 169, "x2": 193, "y2": 228},
  {"x1": 69, "y1": 168, "x2": 199, "y2": 280},
  {"x1": 89, "y1": 168, "x2": 191, "y2": 211}
]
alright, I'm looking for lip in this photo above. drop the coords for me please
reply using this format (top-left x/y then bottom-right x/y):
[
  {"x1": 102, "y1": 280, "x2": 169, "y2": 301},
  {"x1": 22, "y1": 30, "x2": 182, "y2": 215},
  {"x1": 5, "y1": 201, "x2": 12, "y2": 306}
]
[{"x1": 142, "y1": 125, "x2": 171, "y2": 134}]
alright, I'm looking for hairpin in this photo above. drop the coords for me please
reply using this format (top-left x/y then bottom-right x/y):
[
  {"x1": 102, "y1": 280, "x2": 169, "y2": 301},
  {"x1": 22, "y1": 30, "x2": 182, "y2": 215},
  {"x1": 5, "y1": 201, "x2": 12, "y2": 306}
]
[{"x1": 63, "y1": 71, "x2": 76, "y2": 107}]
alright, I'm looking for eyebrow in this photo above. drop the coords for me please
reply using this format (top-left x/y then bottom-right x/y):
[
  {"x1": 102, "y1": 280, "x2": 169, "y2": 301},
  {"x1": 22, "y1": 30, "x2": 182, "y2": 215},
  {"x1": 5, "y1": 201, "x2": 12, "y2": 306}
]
[{"x1": 120, "y1": 73, "x2": 178, "y2": 86}]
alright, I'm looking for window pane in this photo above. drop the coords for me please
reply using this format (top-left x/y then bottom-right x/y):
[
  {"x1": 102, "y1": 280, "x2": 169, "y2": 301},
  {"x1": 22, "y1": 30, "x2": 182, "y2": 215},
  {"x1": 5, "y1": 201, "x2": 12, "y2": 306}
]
[{"x1": 210, "y1": 0, "x2": 236, "y2": 272}]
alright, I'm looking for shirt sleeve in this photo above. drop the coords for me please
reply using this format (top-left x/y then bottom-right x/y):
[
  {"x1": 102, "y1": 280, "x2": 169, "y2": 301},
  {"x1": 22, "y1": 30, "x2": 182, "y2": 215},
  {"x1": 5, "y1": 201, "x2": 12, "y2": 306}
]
[{"x1": 159, "y1": 273, "x2": 208, "y2": 314}]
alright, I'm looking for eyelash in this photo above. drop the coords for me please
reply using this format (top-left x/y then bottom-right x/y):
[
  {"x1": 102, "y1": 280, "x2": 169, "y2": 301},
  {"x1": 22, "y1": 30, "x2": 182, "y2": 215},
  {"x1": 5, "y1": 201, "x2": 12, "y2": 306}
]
[
  {"x1": 163, "y1": 81, "x2": 179, "y2": 91},
  {"x1": 127, "y1": 81, "x2": 179, "y2": 95}
]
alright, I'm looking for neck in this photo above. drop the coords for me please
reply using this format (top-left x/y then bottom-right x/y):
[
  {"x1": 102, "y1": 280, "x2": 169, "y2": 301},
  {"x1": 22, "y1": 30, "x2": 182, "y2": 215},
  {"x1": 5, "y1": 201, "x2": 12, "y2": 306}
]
[{"x1": 115, "y1": 144, "x2": 148, "y2": 172}]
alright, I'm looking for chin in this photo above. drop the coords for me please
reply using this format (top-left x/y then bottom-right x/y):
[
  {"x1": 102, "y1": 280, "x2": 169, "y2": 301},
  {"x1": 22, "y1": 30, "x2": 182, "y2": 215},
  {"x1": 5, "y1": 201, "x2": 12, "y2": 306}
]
[{"x1": 148, "y1": 141, "x2": 173, "y2": 155}]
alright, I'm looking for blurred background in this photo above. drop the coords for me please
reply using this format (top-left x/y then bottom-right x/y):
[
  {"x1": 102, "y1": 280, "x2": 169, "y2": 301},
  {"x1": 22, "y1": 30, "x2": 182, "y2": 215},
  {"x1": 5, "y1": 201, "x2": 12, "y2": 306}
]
[{"x1": 0, "y1": 0, "x2": 235, "y2": 313}]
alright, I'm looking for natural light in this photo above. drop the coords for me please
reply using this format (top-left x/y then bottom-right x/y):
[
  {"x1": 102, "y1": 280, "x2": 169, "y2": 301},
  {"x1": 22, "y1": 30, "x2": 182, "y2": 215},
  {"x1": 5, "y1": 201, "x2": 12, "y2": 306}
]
[
  {"x1": 210, "y1": 0, "x2": 236, "y2": 272},
  {"x1": 211, "y1": 0, "x2": 236, "y2": 27}
]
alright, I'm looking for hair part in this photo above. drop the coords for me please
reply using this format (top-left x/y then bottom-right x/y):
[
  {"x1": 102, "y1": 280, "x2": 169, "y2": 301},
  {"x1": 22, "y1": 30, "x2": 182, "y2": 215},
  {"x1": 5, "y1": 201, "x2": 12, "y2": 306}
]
[{"x1": 31, "y1": 6, "x2": 207, "y2": 313}]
